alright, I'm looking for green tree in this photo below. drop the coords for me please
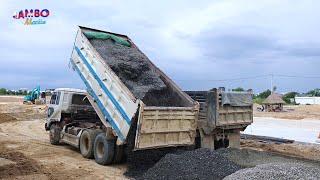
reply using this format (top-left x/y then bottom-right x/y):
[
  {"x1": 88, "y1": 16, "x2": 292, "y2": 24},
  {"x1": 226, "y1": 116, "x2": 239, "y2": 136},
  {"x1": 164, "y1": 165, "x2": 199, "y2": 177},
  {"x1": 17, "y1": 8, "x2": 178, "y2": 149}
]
[
  {"x1": 306, "y1": 89, "x2": 320, "y2": 96},
  {"x1": 232, "y1": 87, "x2": 245, "y2": 92},
  {"x1": 253, "y1": 89, "x2": 271, "y2": 104},
  {"x1": 22, "y1": 90, "x2": 28, "y2": 95},
  {"x1": 282, "y1": 92, "x2": 299, "y2": 104},
  {"x1": 7, "y1": 90, "x2": 14, "y2": 95},
  {"x1": 0, "y1": 88, "x2": 6, "y2": 95},
  {"x1": 256, "y1": 89, "x2": 271, "y2": 99}
]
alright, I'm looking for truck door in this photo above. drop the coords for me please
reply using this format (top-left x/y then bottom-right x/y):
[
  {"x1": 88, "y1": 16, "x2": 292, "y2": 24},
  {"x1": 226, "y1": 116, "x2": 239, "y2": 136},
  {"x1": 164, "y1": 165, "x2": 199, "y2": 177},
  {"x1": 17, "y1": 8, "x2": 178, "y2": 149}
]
[{"x1": 47, "y1": 92, "x2": 62, "y2": 122}]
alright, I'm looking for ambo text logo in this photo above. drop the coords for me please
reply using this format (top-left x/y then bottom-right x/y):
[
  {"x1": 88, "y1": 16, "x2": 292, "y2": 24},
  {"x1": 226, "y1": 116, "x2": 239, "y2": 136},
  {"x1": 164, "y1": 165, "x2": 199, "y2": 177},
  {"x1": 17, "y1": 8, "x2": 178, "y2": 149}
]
[{"x1": 13, "y1": 9, "x2": 50, "y2": 25}]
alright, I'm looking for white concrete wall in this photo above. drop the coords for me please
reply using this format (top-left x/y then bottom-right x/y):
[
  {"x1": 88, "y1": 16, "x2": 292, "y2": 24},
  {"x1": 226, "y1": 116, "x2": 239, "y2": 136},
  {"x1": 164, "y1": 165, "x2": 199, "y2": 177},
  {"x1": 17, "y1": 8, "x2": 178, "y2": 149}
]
[{"x1": 295, "y1": 97, "x2": 320, "y2": 105}]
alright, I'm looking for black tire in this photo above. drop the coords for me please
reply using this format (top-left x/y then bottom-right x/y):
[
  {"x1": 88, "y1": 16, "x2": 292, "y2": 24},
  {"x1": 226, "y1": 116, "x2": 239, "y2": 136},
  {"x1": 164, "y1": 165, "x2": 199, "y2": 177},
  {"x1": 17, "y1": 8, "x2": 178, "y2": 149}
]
[
  {"x1": 113, "y1": 144, "x2": 124, "y2": 164},
  {"x1": 49, "y1": 124, "x2": 60, "y2": 145},
  {"x1": 94, "y1": 133, "x2": 115, "y2": 165},
  {"x1": 80, "y1": 129, "x2": 101, "y2": 159}
]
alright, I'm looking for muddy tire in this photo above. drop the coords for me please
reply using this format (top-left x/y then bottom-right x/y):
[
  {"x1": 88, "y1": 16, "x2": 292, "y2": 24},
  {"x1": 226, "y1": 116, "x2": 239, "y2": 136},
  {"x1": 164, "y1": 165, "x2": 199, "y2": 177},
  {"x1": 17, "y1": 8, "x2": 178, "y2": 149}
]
[
  {"x1": 94, "y1": 133, "x2": 114, "y2": 165},
  {"x1": 80, "y1": 129, "x2": 101, "y2": 159},
  {"x1": 113, "y1": 144, "x2": 124, "y2": 164},
  {"x1": 49, "y1": 124, "x2": 60, "y2": 145}
]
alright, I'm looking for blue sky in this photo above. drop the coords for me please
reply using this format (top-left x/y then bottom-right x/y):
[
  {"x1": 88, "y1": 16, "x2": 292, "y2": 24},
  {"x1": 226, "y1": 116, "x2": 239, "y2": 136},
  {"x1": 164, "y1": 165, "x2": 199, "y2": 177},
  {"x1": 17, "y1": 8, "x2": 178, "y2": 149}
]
[{"x1": 1, "y1": 0, "x2": 320, "y2": 93}]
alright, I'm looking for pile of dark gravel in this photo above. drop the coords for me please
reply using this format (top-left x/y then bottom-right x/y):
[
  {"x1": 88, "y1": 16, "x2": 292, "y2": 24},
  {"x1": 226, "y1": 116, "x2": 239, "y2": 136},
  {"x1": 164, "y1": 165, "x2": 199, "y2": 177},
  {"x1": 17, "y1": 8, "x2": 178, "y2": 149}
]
[
  {"x1": 125, "y1": 147, "x2": 320, "y2": 180},
  {"x1": 224, "y1": 163, "x2": 320, "y2": 180},
  {"x1": 136, "y1": 148, "x2": 242, "y2": 180},
  {"x1": 125, "y1": 147, "x2": 184, "y2": 178},
  {"x1": 89, "y1": 38, "x2": 185, "y2": 107}
]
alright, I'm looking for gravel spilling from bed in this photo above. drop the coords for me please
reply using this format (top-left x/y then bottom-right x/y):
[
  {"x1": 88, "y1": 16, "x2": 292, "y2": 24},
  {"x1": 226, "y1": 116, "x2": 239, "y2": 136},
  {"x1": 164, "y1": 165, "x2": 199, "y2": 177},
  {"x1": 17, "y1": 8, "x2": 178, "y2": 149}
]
[{"x1": 224, "y1": 163, "x2": 320, "y2": 180}]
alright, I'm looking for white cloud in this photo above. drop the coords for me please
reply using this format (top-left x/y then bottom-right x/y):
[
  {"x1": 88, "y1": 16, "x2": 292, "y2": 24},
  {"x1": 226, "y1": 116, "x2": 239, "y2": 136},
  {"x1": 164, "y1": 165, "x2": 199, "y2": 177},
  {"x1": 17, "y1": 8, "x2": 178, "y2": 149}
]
[{"x1": 0, "y1": 0, "x2": 320, "y2": 91}]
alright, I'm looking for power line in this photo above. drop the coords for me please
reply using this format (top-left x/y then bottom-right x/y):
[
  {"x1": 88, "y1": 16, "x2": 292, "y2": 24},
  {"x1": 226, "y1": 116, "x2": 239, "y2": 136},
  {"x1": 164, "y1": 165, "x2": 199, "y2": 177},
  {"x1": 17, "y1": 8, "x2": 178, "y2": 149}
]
[
  {"x1": 274, "y1": 74, "x2": 320, "y2": 79},
  {"x1": 175, "y1": 75, "x2": 269, "y2": 82},
  {"x1": 174, "y1": 74, "x2": 320, "y2": 82}
]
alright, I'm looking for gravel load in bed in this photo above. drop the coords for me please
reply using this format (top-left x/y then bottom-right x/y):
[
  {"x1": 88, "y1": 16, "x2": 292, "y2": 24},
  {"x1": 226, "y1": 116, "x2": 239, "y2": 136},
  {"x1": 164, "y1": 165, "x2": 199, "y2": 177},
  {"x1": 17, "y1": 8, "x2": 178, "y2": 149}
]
[
  {"x1": 138, "y1": 148, "x2": 242, "y2": 180},
  {"x1": 89, "y1": 38, "x2": 185, "y2": 107},
  {"x1": 224, "y1": 163, "x2": 320, "y2": 180}
]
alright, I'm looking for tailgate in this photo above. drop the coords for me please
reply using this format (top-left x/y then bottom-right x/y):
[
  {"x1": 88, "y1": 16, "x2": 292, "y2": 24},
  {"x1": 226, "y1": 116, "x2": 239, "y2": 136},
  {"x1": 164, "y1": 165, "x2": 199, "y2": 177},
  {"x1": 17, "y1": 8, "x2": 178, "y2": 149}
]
[
  {"x1": 216, "y1": 91, "x2": 253, "y2": 127},
  {"x1": 185, "y1": 90, "x2": 253, "y2": 134},
  {"x1": 134, "y1": 103, "x2": 198, "y2": 150}
]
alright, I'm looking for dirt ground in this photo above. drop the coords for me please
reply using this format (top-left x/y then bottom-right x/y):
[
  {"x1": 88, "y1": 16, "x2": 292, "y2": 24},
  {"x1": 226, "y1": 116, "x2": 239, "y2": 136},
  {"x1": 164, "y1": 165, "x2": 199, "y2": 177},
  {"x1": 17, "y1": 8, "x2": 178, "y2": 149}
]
[
  {"x1": 0, "y1": 96, "x2": 24, "y2": 103},
  {"x1": 0, "y1": 97, "x2": 127, "y2": 180},
  {"x1": 254, "y1": 104, "x2": 320, "y2": 120},
  {"x1": 241, "y1": 139, "x2": 320, "y2": 161}
]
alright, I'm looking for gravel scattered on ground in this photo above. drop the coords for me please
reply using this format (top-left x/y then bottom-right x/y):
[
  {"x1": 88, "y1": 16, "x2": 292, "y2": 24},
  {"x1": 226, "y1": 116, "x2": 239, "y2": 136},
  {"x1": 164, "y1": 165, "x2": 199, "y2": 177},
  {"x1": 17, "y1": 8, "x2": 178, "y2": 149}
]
[
  {"x1": 125, "y1": 147, "x2": 320, "y2": 180},
  {"x1": 138, "y1": 148, "x2": 242, "y2": 180},
  {"x1": 89, "y1": 38, "x2": 185, "y2": 107},
  {"x1": 224, "y1": 163, "x2": 320, "y2": 180},
  {"x1": 218, "y1": 148, "x2": 320, "y2": 168}
]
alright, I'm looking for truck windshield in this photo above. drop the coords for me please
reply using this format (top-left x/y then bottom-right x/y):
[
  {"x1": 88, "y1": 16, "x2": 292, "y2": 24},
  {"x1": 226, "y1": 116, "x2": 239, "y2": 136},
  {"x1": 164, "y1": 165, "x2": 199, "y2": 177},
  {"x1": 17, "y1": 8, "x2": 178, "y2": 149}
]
[{"x1": 71, "y1": 94, "x2": 91, "y2": 105}]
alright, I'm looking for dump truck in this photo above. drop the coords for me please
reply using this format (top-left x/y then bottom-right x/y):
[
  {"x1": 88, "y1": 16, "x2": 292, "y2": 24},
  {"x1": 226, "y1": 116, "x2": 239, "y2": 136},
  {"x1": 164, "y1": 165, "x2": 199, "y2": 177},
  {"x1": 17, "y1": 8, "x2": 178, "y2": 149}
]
[
  {"x1": 185, "y1": 88, "x2": 253, "y2": 149},
  {"x1": 45, "y1": 26, "x2": 199, "y2": 165}
]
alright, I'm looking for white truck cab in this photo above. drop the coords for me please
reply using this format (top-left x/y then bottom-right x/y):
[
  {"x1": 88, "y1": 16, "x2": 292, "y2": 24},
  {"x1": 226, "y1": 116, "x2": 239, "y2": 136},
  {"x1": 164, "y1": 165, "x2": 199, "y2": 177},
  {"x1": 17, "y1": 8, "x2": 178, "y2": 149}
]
[
  {"x1": 45, "y1": 88, "x2": 119, "y2": 164},
  {"x1": 45, "y1": 88, "x2": 96, "y2": 130}
]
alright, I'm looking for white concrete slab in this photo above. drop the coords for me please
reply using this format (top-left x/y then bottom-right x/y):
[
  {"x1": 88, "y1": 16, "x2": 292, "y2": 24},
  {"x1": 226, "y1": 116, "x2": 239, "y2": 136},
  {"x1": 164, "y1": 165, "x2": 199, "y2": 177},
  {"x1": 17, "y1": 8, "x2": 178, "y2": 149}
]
[{"x1": 244, "y1": 117, "x2": 320, "y2": 144}]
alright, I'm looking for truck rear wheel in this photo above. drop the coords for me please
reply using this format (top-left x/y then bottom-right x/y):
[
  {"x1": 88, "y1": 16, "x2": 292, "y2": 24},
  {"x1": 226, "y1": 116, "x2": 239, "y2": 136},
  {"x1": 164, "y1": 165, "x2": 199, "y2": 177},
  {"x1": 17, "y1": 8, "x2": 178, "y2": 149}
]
[
  {"x1": 80, "y1": 129, "x2": 101, "y2": 159},
  {"x1": 94, "y1": 133, "x2": 114, "y2": 165},
  {"x1": 49, "y1": 124, "x2": 60, "y2": 145}
]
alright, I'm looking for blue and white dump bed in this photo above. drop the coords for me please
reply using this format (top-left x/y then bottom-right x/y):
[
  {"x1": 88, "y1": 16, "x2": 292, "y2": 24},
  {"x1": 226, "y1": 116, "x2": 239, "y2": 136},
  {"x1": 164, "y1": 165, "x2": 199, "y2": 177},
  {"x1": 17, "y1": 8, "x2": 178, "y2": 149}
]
[{"x1": 70, "y1": 26, "x2": 199, "y2": 150}]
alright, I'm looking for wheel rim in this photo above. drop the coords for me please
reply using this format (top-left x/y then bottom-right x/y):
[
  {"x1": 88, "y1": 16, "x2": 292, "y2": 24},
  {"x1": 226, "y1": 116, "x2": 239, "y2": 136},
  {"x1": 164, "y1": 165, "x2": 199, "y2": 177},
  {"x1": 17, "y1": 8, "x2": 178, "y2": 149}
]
[{"x1": 97, "y1": 141, "x2": 104, "y2": 158}]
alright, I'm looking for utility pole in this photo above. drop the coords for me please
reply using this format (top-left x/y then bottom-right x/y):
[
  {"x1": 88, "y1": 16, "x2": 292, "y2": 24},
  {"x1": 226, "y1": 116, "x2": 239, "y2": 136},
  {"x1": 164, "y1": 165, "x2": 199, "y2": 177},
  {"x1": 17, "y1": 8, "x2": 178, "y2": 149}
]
[{"x1": 271, "y1": 74, "x2": 274, "y2": 93}]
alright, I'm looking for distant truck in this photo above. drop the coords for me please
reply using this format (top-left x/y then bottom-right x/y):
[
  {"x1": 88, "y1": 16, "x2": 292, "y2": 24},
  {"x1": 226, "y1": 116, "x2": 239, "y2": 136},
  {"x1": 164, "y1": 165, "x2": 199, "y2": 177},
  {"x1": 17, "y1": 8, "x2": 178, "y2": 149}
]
[
  {"x1": 185, "y1": 89, "x2": 253, "y2": 149},
  {"x1": 45, "y1": 26, "x2": 199, "y2": 165}
]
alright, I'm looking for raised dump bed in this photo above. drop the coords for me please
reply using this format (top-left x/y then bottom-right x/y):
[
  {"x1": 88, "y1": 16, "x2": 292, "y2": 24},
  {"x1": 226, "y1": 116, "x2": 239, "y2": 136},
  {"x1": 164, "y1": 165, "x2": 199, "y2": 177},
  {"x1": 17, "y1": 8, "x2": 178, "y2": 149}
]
[{"x1": 70, "y1": 26, "x2": 199, "y2": 150}]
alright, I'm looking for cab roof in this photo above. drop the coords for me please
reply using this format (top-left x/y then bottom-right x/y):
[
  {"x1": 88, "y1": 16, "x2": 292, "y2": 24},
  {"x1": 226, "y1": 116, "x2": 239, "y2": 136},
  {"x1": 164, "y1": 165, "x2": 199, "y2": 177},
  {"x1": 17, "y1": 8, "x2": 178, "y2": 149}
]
[{"x1": 54, "y1": 88, "x2": 87, "y2": 94}]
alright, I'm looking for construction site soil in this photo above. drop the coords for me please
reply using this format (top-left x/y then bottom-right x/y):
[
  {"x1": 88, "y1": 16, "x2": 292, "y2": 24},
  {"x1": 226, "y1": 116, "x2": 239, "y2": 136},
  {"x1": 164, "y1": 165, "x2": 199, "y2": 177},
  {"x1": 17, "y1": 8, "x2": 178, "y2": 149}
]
[
  {"x1": 89, "y1": 39, "x2": 185, "y2": 107},
  {"x1": 241, "y1": 139, "x2": 320, "y2": 161},
  {"x1": 254, "y1": 104, "x2": 320, "y2": 120},
  {"x1": 0, "y1": 100, "x2": 127, "y2": 179}
]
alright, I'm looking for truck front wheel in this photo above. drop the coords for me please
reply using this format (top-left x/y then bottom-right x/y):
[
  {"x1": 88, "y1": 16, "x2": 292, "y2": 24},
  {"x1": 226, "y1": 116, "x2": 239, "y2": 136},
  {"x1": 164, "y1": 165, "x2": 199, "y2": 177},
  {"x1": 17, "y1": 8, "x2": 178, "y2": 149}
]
[
  {"x1": 94, "y1": 133, "x2": 115, "y2": 165},
  {"x1": 80, "y1": 129, "x2": 101, "y2": 159},
  {"x1": 49, "y1": 124, "x2": 61, "y2": 145}
]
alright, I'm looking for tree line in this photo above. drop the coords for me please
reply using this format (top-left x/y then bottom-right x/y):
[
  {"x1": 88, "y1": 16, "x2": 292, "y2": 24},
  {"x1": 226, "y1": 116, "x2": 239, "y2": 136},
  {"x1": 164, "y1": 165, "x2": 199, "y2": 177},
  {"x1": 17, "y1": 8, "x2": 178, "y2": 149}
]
[
  {"x1": 231, "y1": 87, "x2": 320, "y2": 104},
  {"x1": 0, "y1": 88, "x2": 29, "y2": 95}
]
